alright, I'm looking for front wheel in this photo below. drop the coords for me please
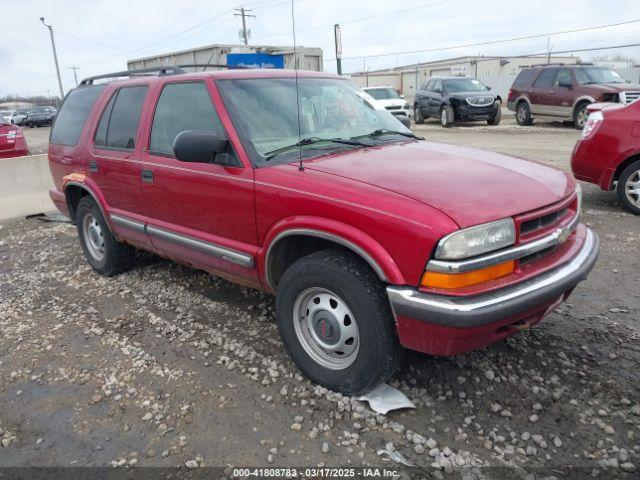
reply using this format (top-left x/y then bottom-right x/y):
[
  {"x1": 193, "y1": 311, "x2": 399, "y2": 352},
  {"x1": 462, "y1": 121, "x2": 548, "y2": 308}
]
[
  {"x1": 275, "y1": 250, "x2": 401, "y2": 394},
  {"x1": 440, "y1": 105, "x2": 454, "y2": 128},
  {"x1": 487, "y1": 107, "x2": 502, "y2": 125},
  {"x1": 617, "y1": 160, "x2": 640, "y2": 215},
  {"x1": 573, "y1": 102, "x2": 590, "y2": 129},
  {"x1": 414, "y1": 105, "x2": 425, "y2": 124}
]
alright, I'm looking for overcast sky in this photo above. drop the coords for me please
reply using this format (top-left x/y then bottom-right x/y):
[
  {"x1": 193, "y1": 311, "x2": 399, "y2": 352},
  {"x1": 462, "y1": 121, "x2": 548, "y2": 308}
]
[{"x1": 2, "y1": 0, "x2": 639, "y2": 97}]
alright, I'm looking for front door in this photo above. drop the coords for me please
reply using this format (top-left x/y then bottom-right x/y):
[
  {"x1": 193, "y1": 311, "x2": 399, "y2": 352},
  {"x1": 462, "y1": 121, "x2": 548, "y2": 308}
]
[
  {"x1": 548, "y1": 68, "x2": 575, "y2": 117},
  {"x1": 138, "y1": 80, "x2": 258, "y2": 281}
]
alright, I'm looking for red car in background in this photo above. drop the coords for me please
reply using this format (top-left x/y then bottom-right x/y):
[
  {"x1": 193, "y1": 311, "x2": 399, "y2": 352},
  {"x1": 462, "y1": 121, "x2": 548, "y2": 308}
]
[
  {"x1": 0, "y1": 117, "x2": 29, "y2": 158},
  {"x1": 571, "y1": 99, "x2": 640, "y2": 215}
]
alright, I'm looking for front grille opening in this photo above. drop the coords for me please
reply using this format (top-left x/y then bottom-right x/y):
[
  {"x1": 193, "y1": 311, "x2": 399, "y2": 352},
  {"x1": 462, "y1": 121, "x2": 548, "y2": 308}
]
[
  {"x1": 519, "y1": 246, "x2": 555, "y2": 265},
  {"x1": 521, "y1": 208, "x2": 567, "y2": 235}
]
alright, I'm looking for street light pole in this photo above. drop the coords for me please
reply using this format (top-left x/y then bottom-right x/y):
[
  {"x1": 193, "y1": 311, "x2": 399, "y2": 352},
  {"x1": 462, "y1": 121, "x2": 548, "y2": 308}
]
[
  {"x1": 40, "y1": 17, "x2": 64, "y2": 99},
  {"x1": 68, "y1": 66, "x2": 79, "y2": 86}
]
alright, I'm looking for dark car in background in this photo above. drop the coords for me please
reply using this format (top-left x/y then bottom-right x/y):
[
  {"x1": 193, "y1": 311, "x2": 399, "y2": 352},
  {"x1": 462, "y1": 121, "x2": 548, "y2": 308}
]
[
  {"x1": 414, "y1": 77, "x2": 501, "y2": 127},
  {"x1": 25, "y1": 106, "x2": 57, "y2": 127},
  {"x1": 507, "y1": 65, "x2": 640, "y2": 129}
]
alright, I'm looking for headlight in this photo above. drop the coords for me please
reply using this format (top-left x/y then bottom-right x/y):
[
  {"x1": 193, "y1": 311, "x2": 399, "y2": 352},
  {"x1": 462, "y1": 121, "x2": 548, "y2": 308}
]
[
  {"x1": 435, "y1": 218, "x2": 516, "y2": 260},
  {"x1": 403, "y1": 102, "x2": 410, "y2": 109}
]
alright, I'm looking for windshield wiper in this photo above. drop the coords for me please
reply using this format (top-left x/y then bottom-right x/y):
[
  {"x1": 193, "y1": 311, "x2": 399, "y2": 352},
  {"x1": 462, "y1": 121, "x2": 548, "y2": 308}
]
[
  {"x1": 357, "y1": 128, "x2": 423, "y2": 140},
  {"x1": 264, "y1": 137, "x2": 369, "y2": 162}
]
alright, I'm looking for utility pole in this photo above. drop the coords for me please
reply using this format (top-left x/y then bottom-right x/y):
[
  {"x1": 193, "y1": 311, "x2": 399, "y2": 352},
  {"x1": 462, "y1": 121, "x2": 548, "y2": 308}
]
[
  {"x1": 40, "y1": 17, "x2": 64, "y2": 99},
  {"x1": 68, "y1": 66, "x2": 79, "y2": 86},
  {"x1": 334, "y1": 24, "x2": 342, "y2": 75},
  {"x1": 234, "y1": 7, "x2": 255, "y2": 45},
  {"x1": 546, "y1": 36, "x2": 551, "y2": 64}
]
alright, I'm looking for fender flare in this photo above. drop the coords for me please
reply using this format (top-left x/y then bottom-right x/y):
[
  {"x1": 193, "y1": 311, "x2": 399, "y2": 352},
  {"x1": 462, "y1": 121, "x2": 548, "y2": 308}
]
[
  {"x1": 260, "y1": 216, "x2": 405, "y2": 290},
  {"x1": 62, "y1": 173, "x2": 111, "y2": 226}
]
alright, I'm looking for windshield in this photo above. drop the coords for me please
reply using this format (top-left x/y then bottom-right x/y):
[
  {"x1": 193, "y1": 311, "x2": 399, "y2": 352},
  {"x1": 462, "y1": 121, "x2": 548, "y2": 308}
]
[
  {"x1": 218, "y1": 77, "x2": 411, "y2": 165},
  {"x1": 444, "y1": 78, "x2": 489, "y2": 93},
  {"x1": 575, "y1": 68, "x2": 626, "y2": 85},
  {"x1": 364, "y1": 87, "x2": 401, "y2": 100}
]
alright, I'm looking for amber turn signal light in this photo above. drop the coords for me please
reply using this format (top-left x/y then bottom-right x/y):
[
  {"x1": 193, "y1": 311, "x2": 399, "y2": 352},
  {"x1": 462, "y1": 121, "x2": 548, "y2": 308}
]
[{"x1": 421, "y1": 260, "x2": 515, "y2": 289}]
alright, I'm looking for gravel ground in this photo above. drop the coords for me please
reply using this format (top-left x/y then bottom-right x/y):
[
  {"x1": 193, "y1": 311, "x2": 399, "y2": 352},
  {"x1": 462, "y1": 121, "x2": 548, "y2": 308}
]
[{"x1": 1, "y1": 120, "x2": 639, "y2": 478}]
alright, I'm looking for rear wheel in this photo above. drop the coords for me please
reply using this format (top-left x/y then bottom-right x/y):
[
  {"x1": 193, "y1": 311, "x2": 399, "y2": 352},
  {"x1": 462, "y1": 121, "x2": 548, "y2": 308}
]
[
  {"x1": 487, "y1": 107, "x2": 502, "y2": 125},
  {"x1": 617, "y1": 160, "x2": 640, "y2": 215},
  {"x1": 573, "y1": 102, "x2": 590, "y2": 130},
  {"x1": 76, "y1": 196, "x2": 135, "y2": 276},
  {"x1": 414, "y1": 105, "x2": 425, "y2": 124},
  {"x1": 275, "y1": 250, "x2": 401, "y2": 394},
  {"x1": 516, "y1": 101, "x2": 533, "y2": 126},
  {"x1": 440, "y1": 105, "x2": 454, "y2": 128}
]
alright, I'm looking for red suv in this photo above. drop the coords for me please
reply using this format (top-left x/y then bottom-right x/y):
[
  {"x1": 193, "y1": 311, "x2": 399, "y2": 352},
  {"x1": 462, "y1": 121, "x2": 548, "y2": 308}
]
[
  {"x1": 0, "y1": 116, "x2": 28, "y2": 158},
  {"x1": 507, "y1": 65, "x2": 640, "y2": 129},
  {"x1": 572, "y1": 99, "x2": 640, "y2": 215},
  {"x1": 48, "y1": 66, "x2": 598, "y2": 394}
]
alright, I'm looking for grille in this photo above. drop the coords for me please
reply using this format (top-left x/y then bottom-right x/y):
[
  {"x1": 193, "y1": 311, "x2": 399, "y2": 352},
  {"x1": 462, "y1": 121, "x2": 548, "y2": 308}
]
[
  {"x1": 521, "y1": 208, "x2": 568, "y2": 235},
  {"x1": 622, "y1": 91, "x2": 640, "y2": 104}
]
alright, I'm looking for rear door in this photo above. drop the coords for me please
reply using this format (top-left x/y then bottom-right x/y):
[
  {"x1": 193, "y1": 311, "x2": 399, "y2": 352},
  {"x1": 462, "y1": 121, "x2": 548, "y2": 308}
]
[
  {"x1": 88, "y1": 85, "x2": 151, "y2": 248},
  {"x1": 138, "y1": 80, "x2": 257, "y2": 280},
  {"x1": 426, "y1": 80, "x2": 443, "y2": 116},
  {"x1": 530, "y1": 68, "x2": 558, "y2": 115}
]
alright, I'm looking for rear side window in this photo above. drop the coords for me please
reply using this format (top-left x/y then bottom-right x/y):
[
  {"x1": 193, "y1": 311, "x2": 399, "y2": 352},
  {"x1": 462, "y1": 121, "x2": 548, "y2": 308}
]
[
  {"x1": 534, "y1": 69, "x2": 558, "y2": 88},
  {"x1": 512, "y1": 69, "x2": 536, "y2": 88},
  {"x1": 149, "y1": 82, "x2": 224, "y2": 156},
  {"x1": 94, "y1": 86, "x2": 148, "y2": 150},
  {"x1": 50, "y1": 86, "x2": 104, "y2": 146}
]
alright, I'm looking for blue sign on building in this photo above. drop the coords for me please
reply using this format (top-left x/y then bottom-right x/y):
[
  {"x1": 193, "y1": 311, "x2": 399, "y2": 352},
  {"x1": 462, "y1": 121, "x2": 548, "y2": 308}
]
[{"x1": 227, "y1": 53, "x2": 285, "y2": 69}]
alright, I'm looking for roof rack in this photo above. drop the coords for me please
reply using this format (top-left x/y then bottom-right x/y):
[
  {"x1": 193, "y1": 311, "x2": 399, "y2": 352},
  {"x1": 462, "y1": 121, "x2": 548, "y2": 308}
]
[
  {"x1": 79, "y1": 65, "x2": 186, "y2": 86},
  {"x1": 176, "y1": 63, "x2": 247, "y2": 71}
]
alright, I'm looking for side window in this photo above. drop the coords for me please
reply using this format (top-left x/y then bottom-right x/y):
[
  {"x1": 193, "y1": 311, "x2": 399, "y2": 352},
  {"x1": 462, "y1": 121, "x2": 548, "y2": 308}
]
[
  {"x1": 554, "y1": 69, "x2": 572, "y2": 87},
  {"x1": 534, "y1": 69, "x2": 558, "y2": 88},
  {"x1": 50, "y1": 85, "x2": 104, "y2": 146},
  {"x1": 421, "y1": 81, "x2": 431, "y2": 91},
  {"x1": 512, "y1": 69, "x2": 536, "y2": 88},
  {"x1": 94, "y1": 86, "x2": 148, "y2": 150},
  {"x1": 149, "y1": 82, "x2": 225, "y2": 157},
  {"x1": 432, "y1": 80, "x2": 443, "y2": 92}
]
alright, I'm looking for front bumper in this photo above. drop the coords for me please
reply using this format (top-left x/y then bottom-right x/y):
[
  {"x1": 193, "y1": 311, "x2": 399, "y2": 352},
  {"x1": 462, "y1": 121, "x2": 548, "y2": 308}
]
[
  {"x1": 387, "y1": 228, "x2": 599, "y2": 354},
  {"x1": 453, "y1": 102, "x2": 499, "y2": 121}
]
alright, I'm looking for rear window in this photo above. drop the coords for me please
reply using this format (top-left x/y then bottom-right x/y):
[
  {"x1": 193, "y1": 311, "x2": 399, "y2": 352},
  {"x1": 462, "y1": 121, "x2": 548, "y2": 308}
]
[
  {"x1": 94, "y1": 86, "x2": 148, "y2": 150},
  {"x1": 512, "y1": 69, "x2": 536, "y2": 88},
  {"x1": 50, "y1": 86, "x2": 104, "y2": 146}
]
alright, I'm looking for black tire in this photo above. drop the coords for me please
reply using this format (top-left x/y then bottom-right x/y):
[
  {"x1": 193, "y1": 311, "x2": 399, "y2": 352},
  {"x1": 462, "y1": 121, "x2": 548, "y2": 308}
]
[
  {"x1": 487, "y1": 107, "x2": 502, "y2": 125},
  {"x1": 616, "y1": 160, "x2": 640, "y2": 215},
  {"x1": 515, "y1": 101, "x2": 533, "y2": 126},
  {"x1": 414, "y1": 104, "x2": 425, "y2": 124},
  {"x1": 573, "y1": 101, "x2": 590, "y2": 130},
  {"x1": 76, "y1": 196, "x2": 135, "y2": 276},
  {"x1": 440, "y1": 105, "x2": 454, "y2": 128},
  {"x1": 275, "y1": 249, "x2": 402, "y2": 395}
]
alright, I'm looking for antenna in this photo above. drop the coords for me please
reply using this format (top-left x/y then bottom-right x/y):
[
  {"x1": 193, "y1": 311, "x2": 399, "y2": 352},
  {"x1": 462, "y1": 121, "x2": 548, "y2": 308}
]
[{"x1": 290, "y1": 0, "x2": 303, "y2": 171}]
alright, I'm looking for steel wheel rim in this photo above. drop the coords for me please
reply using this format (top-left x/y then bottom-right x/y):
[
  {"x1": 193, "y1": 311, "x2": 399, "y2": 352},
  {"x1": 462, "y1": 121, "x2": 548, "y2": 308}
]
[
  {"x1": 625, "y1": 170, "x2": 640, "y2": 207},
  {"x1": 441, "y1": 108, "x2": 447, "y2": 126},
  {"x1": 293, "y1": 287, "x2": 359, "y2": 370},
  {"x1": 82, "y1": 214, "x2": 105, "y2": 261}
]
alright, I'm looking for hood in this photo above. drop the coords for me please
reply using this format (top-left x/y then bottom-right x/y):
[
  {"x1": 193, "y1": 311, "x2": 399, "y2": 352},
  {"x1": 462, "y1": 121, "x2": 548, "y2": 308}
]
[
  {"x1": 584, "y1": 83, "x2": 640, "y2": 93},
  {"x1": 374, "y1": 98, "x2": 407, "y2": 108},
  {"x1": 303, "y1": 141, "x2": 573, "y2": 228}
]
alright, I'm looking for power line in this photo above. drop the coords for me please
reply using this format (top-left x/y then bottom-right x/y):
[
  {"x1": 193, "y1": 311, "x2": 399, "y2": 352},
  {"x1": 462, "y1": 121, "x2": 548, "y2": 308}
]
[
  {"x1": 327, "y1": 17, "x2": 640, "y2": 62},
  {"x1": 251, "y1": 0, "x2": 452, "y2": 41},
  {"x1": 54, "y1": 30, "x2": 126, "y2": 51}
]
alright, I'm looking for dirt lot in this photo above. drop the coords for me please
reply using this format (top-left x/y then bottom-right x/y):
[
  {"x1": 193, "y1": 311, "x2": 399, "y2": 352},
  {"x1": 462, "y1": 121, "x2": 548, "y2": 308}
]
[{"x1": 2, "y1": 117, "x2": 639, "y2": 478}]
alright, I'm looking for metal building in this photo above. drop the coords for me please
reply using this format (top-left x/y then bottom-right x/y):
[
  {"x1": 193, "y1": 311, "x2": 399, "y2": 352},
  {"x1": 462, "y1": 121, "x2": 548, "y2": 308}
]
[{"x1": 127, "y1": 43, "x2": 323, "y2": 72}]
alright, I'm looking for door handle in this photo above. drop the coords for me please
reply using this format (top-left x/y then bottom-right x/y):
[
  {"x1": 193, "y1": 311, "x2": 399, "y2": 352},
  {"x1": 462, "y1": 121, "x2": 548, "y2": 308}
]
[{"x1": 141, "y1": 169, "x2": 154, "y2": 183}]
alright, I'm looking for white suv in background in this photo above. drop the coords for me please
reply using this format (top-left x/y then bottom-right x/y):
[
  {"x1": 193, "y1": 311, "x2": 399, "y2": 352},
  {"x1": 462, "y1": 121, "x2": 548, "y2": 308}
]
[
  {"x1": 362, "y1": 86, "x2": 412, "y2": 123},
  {"x1": 0, "y1": 110, "x2": 26, "y2": 125}
]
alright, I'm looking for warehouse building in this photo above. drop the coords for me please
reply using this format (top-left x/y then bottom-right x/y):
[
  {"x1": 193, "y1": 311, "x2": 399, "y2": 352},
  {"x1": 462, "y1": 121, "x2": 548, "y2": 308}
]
[
  {"x1": 128, "y1": 43, "x2": 323, "y2": 72},
  {"x1": 351, "y1": 55, "x2": 582, "y2": 102}
]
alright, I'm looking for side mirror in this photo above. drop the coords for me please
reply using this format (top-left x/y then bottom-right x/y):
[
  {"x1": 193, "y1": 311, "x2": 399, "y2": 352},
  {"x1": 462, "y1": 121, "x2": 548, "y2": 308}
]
[
  {"x1": 173, "y1": 130, "x2": 234, "y2": 165},
  {"x1": 558, "y1": 80, "x2": 572, "y2": 89},
  {"x1": 434, "y1": 88, "x2": 442, "y2": 94}
]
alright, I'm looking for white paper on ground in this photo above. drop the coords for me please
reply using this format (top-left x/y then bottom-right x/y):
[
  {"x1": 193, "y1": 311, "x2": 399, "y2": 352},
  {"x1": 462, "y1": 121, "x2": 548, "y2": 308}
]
[
  {"x1": 376, "y1": 442, "x2": 415, "y2": 467},
  {"x1": 357, "y1": 383, "x2": 416, "y2": 415}
]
